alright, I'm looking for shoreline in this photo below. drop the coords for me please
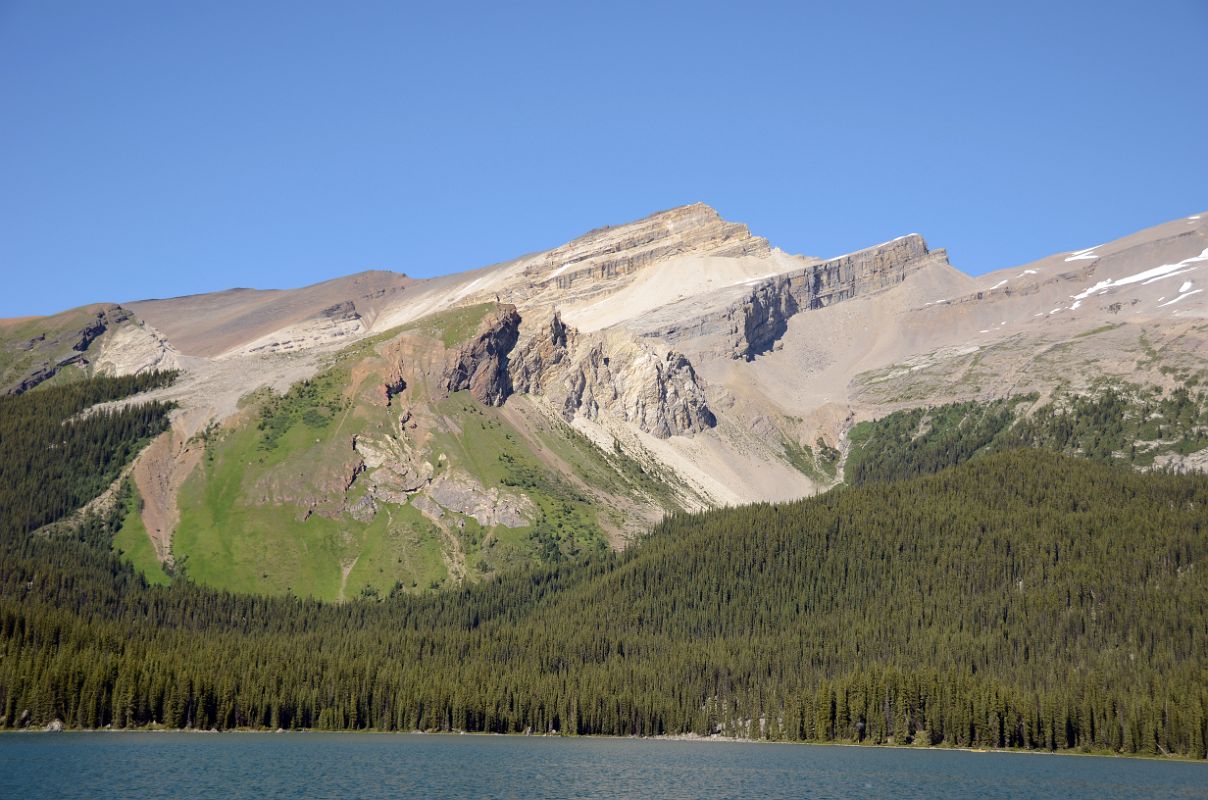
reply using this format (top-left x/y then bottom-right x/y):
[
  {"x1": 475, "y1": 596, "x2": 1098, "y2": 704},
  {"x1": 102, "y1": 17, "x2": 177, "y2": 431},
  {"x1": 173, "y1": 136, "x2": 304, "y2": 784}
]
[{"x1": 3, "y1": 727, "x2": 1204, "y2": 764}]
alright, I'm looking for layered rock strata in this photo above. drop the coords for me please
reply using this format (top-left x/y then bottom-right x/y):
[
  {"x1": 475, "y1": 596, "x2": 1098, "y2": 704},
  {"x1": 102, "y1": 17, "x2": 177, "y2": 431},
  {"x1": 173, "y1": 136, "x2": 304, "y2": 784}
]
[
  {"x1": 637, "y1": 234, "x2": 948, "y2": 359},
  {"x1": 495, "y1": 203, "x2": 772, "y2": 309},
  {"x1": 513, "y1": 310, "x2": 715, "y2": 438}
]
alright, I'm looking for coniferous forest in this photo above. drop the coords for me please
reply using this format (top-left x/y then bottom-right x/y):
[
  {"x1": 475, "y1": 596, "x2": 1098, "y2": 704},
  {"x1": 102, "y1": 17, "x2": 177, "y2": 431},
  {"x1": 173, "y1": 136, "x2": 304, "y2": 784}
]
[
  {"x1": 0, "y1": 371, "x2": 176, "y2": 534},
  {"x1": 1, "y1": 377, "x2": 1207, "y2": 758}
]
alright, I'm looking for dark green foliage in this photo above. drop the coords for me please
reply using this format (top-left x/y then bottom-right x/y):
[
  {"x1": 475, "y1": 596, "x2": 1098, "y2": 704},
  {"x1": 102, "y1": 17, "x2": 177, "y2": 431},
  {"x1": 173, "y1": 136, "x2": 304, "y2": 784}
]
[
  {"x1": 497, "y1": 448, "x2": 606, "y2": 562},
  {"x1": 255, "y1": 374, "x2": 347, "y2": 450},
  {"x1": 0, "y1": 372, "x2": 176, "y2": 535},
  {"x1": 847, "y1": 386, "x2": 1208, "y2": 485},
  {"x1": 1009, "y1": 387, "x2": 1208, "y2": 466},
  {"x1": 783, "y1": 437, "x2": 840, "y2": 483},
  {"x1": 845, "y1": 395, "x2": 1034, "y2": 485},
  {"x1": 1, "y1": 446, "x2": 1206, "y2": 758}
]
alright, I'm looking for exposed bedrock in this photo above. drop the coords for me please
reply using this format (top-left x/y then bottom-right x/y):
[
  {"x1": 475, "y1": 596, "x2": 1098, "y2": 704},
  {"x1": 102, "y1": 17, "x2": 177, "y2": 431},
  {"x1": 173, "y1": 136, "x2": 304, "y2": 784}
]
[
  {"x1": 7, "y1": 306, "x2": 136, "y2": 394},
  {"x1": 496, "y1": 203, "x2": 772, "y2": 308},
  {"x1": 642, "y1": 234, "x2": 948, "y2": 360},
  {"x1": 513, "y1": 310, "x2": 715, "y2": 438},
  {"x1": 441, "y1": 305, "x2": 521, "y2": 406}
]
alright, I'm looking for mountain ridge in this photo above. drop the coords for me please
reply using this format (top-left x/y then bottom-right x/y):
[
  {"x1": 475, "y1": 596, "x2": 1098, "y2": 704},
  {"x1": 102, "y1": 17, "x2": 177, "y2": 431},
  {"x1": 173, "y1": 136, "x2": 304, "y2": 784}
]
[{"x1": 3, "y1": 203, "x2": 1206, "y2": 598}]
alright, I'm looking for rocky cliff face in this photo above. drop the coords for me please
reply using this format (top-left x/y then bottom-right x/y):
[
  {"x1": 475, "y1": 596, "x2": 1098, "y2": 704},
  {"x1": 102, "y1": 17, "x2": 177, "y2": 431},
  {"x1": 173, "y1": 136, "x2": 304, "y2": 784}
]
[
  {"x1": 3, "y1": 305, "x2": 142, "y2": 394},
  {"x1": 96, "y1": 320, "x2": 180, "y2": 376},
  {"x1": 639, "y1": 234, "x2": 947, "y2": 359},
  {"x1": 496, "y1": 203, "x2": 772, "y2": 309},
  {"x1": 441, "y1": 305, "x2": 521, "y2": 406},
  {"x1": 513, "y1": 310, "x2": 715, "y2": 438}
]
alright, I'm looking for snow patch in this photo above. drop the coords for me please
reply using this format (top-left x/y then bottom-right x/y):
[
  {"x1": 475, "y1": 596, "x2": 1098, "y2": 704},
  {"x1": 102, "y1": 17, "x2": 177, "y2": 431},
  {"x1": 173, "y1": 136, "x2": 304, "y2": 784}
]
[
  {"x1": 1064, "y1": 244, "x2": 1104, "y2": 262},
  {"x1": 1070, "y1": 248, "x2": 1208, "y2": 303},
  {"x1": 1019, "y1": 269, "x2": 1038, "y2": 275},
  {"x1": 988, "y1": 279, "x2": 1008, "y2": 290},
  {"x1": 1159, "y1": 290, "x2": 1203, "y2": 307},
  {"x1": 1179, "y1": 281, "x2": 1194, "y2": 293},
  {"x1": 1141, "y1": 267, "x2": 1196, "y2": 285}
]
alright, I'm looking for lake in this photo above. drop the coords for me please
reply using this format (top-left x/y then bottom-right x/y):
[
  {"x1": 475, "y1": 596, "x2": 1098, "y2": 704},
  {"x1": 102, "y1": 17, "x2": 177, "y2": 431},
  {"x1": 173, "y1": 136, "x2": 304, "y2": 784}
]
[{"x1": 1, "y1": 733, "x2": 1204, "y2": 799}]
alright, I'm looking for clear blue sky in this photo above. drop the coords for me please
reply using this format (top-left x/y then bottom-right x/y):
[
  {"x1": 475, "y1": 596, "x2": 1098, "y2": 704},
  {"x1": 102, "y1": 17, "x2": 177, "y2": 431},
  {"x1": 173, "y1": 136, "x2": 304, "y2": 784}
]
[{"x1": 2, "y1": 1, "x2": 1206, "y2": 317}]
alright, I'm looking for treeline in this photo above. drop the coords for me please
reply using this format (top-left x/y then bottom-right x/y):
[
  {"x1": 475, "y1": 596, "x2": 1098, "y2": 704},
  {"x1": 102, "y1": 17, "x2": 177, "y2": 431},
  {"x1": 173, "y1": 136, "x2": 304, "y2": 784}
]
[
  {"x1": 1, "y1": 445, "x2": 1206, "y2": 757},
  {"x1": 845, "y1": 385, "x2": 1208, "y2": 485},
  {"x1": 0, "y1": 372, "x2": 176, "y2": 535}
]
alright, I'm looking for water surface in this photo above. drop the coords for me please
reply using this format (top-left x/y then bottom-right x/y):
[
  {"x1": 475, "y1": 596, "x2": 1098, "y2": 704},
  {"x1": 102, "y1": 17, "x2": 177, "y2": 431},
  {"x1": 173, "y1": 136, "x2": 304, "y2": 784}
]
[{"x1": 1, "y1": 733, "x2": 1204, "y2": 799}]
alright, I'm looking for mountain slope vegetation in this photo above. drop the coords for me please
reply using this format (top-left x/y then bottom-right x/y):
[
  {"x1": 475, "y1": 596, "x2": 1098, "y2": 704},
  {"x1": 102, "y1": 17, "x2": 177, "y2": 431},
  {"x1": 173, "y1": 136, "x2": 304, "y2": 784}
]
[
  {"x1": 0, "y1": 371, "x2": 176, "y2": 535},
  {"x1": 2, "y1": 441, "x2": 1206, "y2": 758},
  {"x1": 846, "y1": 384, "x2": 1208, "y2": 486}
]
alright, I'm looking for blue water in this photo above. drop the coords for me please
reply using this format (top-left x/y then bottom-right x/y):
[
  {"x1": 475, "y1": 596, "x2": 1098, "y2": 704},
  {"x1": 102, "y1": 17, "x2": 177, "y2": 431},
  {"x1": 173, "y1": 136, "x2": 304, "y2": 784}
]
[{"x1": 1, "y1": 733, "x2": 1204, "y2": 799}]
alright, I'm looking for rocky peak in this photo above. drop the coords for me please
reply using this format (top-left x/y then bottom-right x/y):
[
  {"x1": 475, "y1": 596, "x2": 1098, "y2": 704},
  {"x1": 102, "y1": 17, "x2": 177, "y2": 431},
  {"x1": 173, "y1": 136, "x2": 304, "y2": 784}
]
[{"x1": 502, "y1": 204, "x2": 770, "y2": 307}]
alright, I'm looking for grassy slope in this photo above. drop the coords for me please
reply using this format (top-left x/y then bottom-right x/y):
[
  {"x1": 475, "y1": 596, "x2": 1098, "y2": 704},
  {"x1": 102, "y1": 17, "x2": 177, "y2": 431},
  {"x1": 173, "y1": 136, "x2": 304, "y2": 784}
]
[
  {"x1": 112, "y1": 484, "x2": 171, "y2": 586},
  {"x1": 173, "y1": 373, "x2": 452, "y2": 599},
  {"x1": 400, "y1": 302, "x2": 494, "y2": 347},
  {"x1": 170, "y1": 304, "x2": 658, "y2": 601}
]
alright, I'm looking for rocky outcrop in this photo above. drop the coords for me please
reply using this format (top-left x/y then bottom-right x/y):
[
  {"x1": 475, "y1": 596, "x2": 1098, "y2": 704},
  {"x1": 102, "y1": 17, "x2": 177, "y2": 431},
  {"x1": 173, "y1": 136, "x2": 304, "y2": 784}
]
[
  {"x1": 95, "y1": 319, "x2": 180, "y2": 376},
  {"x1": 513, "y1": 310, "x2": 715, "y2": 438},
  {"x1": 6, "y1": 305, "x2": 136, "y2": 394},
  {"x1": 235, "y1": 301, "x2": 366, "y2": 357},
  {"x1": 427, "y1": 472, "x2": 532, "y2": 528},
  {"x1": 490, "y1": 204, "x2": 772, "y2": 309},
  {"x1": 381, "y1": 363, "x2": 407, "y2": 406},
  {"x1": 442, "y1": 305, "x2": 521, "y2": 406},
  {"x1": 640, "y1": 234, "x2": 948, "y2": 359},
  {"x1": 352, "y1": 432, "x2": 434, "y2": 507}
]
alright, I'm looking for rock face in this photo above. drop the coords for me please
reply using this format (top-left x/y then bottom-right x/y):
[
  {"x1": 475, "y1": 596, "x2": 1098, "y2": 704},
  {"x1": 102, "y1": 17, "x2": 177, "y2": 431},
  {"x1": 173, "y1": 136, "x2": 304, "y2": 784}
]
[
  {"x1": 234, "y1": 300, "x2": 367, "y2": 357},
  {"x1": 96, "y1": 319, "x2": 180, "y2": 375},
  {"x1": 427, "y1": 472, "x2": 532, "y2": 528},
  {"x1": 442, "y1": 305, "x2": 521, "y2": 406},
  {"x1": 353, "y1": 432, "x2": 434, "y2": 506},
  {"x1": 638, "y1": 234, "x2": 947, "y2": 359},
  {"x1": 499, "y1": 203, "x2": 772, "y2": 308},
  {"x1": 514, "y1": 310, "x2": 715, "y2": 438},
  {"x1": 5, "y1": 305, "x2": 136, "y2": 394}
]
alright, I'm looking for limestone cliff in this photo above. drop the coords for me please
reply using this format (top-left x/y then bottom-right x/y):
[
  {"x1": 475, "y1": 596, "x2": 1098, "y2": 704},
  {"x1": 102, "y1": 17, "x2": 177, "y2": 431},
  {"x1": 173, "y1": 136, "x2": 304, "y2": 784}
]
[
  {"x1": 637, "y1": 234, "x2": 948, "y2": 359},
  {"x1": 513, "y1": 310, "x2": 715, "y2": 438},
  {"x1": 95, "y1": 319, "x2": 180, "y2": 376},
  {"x1": 496, "y1": 203, "x2": 772, "y2": 309}
]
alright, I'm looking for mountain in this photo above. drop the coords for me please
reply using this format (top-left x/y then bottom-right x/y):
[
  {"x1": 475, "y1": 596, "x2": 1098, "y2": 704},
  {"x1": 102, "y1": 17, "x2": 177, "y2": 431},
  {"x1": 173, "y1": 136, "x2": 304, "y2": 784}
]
[{"x1": 2, "y1": 204, "x2": 1206, "y2": 599}]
